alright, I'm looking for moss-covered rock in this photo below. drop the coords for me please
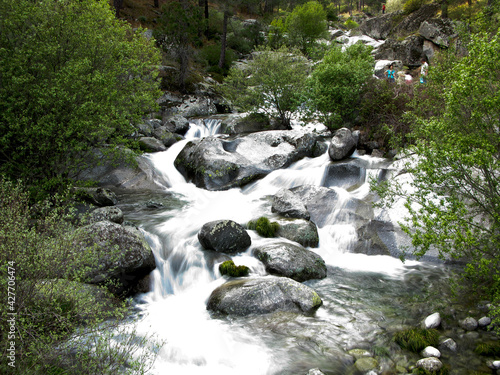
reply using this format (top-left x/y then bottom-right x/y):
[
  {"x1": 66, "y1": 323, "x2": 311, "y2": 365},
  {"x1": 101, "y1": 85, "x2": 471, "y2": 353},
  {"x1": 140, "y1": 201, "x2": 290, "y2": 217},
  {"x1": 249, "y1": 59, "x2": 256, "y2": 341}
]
[
  {"x1": 219, "y1": 260, "x2": 250, "y2": 277},
  {"x1": 247, "y1": 217, "x2": 280, "y2": 238}
]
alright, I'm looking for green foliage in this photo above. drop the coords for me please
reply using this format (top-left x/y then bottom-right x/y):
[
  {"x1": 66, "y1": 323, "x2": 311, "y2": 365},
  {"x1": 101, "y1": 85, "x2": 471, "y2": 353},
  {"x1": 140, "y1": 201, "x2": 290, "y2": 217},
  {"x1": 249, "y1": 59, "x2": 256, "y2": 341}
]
[
  {"x1": 386, "y1": 0, "x2": 406, "y2": 12},
  {"x1": 0, "y1": 178, "x2": 157, "y2": 374},
  {"x1": 393, "y1": 328, "x2": 439, "y2": 352},
  {"x1": 247, "y1": 217, "x2": 280, "y2": 238},
  {"x1": 200, "y1": 43, "x2": 237, "y2": 75},
  {"x1": 403, "y1": 0, "x2": 426, "y2": 14},
  {"x1": 219, "y1": 260, "x2": 250, "y2": 277},
  {"x1": 343, "y1": 18, "x2": 359, "y2": 30},
  {"x1": 0, "y1": 0, "x2": 161, "y2": 198},
  {"x1": 285, "y1": 1, "x2": 328, "y2": 53},
  {"x1": 221, "y1": 46, "x2": 309, "y2": 128},
  {"x1": 155, "y1": 0, "x2": 203, "y2": 92},
  {"x1": 357, "y1": 77, "x2": 414, "y2": 150},
  {"x1": 474, "y1": 341, "x2": 500, "y2": 356},
  {"x1": 372, "y1": 29, "x2": 500, "y2": 328},
  {"x1": 227, "y1": 19, "x2": 265, "y2": 56},
  {"x1": 267, "y1": 17, "x2": 288, "y2": 49},
  {"x1": 306, "y1": 43, "x2": 374, "y2": 129}
]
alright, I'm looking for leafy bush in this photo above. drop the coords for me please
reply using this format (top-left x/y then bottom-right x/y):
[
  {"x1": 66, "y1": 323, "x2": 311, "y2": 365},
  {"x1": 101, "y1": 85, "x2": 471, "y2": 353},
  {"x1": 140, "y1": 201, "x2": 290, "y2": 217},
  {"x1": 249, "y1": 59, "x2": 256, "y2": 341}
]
[
  {"x1": 200, "y1": 43, "x2": 237, "y2": 75},
  {"x1": 306, "y1": 43, "x2": 373, "y2": 129},
  {"x1": 284, "y1": 0, "x2": 328, "y2": 53},
  {"x1": 403, "y1": 0, "x2": 426, "y2": 14},
  {"x1": 0, "y1": 178, "x2": 157, "y2": 374},
  {"x1": 219, "y1": 260, "x2": 250, "y2": 277},
  {"x1": 393, "y1": 328, "x2": 439, "y2": 352},
  {"x1": 356, "y1": 77, "x2": 414, "y2": 151},
  {"x1": 344, "y1": 18, "x2": 359, "y2": 30},
  {"x1": 247, "y1": 217, "x2": 280, "y2": 238},
  {"x1": 221, "y1": 46, "x2": 309, "y2": 128},
  {"x1": 0, "y1": 0, "x2": 161, "y2": 198}
]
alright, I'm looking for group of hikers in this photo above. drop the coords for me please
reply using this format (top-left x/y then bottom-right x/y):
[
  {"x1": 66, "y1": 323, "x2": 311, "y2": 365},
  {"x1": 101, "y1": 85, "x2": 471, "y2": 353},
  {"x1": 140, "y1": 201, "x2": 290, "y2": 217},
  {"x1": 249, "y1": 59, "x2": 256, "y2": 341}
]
[{"x1": 385, "y1": 58, "x2": 429, "y2": 85}]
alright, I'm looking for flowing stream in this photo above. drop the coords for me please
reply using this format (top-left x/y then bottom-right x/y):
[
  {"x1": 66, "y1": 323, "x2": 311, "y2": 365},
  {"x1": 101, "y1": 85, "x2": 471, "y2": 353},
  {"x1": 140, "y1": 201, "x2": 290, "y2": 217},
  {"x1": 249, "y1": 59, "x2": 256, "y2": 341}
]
[{"x1": 116, "y1": 119, "x2": 454, "y2": 375}]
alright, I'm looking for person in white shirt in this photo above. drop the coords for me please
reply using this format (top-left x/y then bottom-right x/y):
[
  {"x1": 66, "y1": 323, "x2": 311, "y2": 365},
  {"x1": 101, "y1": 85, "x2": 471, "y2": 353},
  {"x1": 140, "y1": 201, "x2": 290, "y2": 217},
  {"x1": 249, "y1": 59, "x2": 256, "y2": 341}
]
[{"x1": 420, "y1": 58, "x2": 429, "y2": 84}]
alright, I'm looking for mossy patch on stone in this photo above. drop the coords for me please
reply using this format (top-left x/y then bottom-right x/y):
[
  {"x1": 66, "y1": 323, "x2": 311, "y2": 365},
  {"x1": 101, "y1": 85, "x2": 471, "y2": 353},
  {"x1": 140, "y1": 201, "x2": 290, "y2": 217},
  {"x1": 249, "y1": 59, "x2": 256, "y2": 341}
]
[
  {"x1": 247, "y1": 217, "x2": 280, "y2": 238},
  {"x1": 219, "y1": 260, "x2": 250, "y2": 277}
]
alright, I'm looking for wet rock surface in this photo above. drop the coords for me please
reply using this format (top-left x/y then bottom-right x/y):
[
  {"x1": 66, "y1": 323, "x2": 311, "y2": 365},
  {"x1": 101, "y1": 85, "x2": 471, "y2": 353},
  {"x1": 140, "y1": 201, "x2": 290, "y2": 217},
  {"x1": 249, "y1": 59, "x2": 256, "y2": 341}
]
[{"x1": 206, "y1": 276, "x2": 323, "y2": 316}]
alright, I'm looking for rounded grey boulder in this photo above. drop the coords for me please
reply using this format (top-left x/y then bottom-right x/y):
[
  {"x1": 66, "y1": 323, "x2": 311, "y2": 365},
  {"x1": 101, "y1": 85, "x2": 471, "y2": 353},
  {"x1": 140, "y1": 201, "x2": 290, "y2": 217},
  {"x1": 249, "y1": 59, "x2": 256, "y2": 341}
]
[
  {"x1": 198, "y1": 220, "x2": 251, "y2": 254},
  {"x1": 328, "y1": 128, "x2": 356, "y2": 161},
  {"x1": 271, "y1": 188, "x2": 310, "y2": 220},
  {"x1": 253, "y1": 242, "x2": 326, "y2": 282},
  {"x1": 206, "y1": 276, "x2": 322, "y2": 316}
]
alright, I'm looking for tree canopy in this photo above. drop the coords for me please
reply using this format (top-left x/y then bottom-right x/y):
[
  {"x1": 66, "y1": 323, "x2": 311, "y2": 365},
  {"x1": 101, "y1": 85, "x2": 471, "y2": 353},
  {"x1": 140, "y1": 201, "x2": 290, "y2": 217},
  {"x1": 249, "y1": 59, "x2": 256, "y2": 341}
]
[
  {"x1": 306, "y1": 43, "x2": 374, "y2": 129},
  {"x1": 373, "y1": 30, "x2": 500, "y2": 311},
  {"x1": 220, "y1": 46, "x2": 310, "y2": 128},
  {"x1": 0, "y1": 0, "x2": 161, "y2": 196}
]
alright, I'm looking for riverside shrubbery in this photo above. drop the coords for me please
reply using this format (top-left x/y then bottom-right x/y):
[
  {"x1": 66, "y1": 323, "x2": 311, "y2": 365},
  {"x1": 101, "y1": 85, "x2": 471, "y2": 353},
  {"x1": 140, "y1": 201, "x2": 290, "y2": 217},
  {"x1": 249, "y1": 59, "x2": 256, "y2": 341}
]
[{"x1": 0, "y1": 178, "x2": 156, "y2": 374}]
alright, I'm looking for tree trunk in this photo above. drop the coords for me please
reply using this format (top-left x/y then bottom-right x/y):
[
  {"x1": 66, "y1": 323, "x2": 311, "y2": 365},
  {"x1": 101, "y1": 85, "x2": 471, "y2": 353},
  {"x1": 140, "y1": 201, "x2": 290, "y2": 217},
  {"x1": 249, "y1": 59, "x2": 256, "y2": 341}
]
[
  {"x1": 113, "y1": 0, "x2": 123, "y2": 18},
  {"x1": 154, "y1": 0, "x2": 159, "y2": 8},
  {"x1": 218, "y1": 10, "x2": 228, "y2": 70},
  {"x1": 441, "y1": 0, "x2": 448, "y2": 18}
]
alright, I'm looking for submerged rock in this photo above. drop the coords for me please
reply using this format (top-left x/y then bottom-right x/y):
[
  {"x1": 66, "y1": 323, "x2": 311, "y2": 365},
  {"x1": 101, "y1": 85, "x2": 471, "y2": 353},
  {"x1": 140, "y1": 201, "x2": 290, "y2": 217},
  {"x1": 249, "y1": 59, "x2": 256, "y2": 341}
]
[
  {"x1": 459, "y1": 317, "x2": 478, "y2": 331},
  {"x1": 416, "y1": 357, "x2": 442, "y2": 372},
  {"x1": 253, "y1": 242, "x2": 327, "y2": 282},
  {"x1": 198, "y1": 220, "x2": 251, "y2": 254},
  {"x1": 206, "y1": 276, "x2": 322, "y2": 316}
]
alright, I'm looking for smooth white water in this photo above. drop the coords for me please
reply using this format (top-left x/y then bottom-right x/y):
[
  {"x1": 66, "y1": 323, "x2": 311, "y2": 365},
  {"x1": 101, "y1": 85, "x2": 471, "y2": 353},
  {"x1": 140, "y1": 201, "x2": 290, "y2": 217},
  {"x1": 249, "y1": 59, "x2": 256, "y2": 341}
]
[{"x1": 120, "y1": 120, "x2": 446, "y2": 375}]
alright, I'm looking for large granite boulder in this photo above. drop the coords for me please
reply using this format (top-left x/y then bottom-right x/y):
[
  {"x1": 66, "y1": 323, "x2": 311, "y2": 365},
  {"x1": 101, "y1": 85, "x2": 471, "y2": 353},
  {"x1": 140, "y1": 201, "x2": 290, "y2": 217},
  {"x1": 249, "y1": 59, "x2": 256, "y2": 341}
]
[
  {"x1": 321, "y1": 162, "x2": 366, "y2": 189},
  {"x1": 290, "y1": 185, "x2": 373, "y2": 228},
  {"x1": 152, "y1": 126, "x2": 183, "y2": 147},
  {"x1": 271, "y1": 188, "x2": 310, "y2": 220},
  {"x1": 221, "y1": 113, "x2": 288, "y2": 135},
  {"x1": 276, "y1": 219, "x2": 319, "y2": 247},
  {"x1": 138, "y1": 137, "x2": 167, "y2": 152},
  {"x1": 391, "y1": 3, "x2": 441, "y2": 36},
  {"x1": 71, "y1": 221, "x2": 156, "y2": 296},
  {"x1": 328, "y1": 128, "x2": 356, "y2": 161},
  {"x1": 374, "y1": 35, "x2": 426, "y2": 67},
  {"x1": 206, "y1": 276, "x2": 323, "y2": 316},
  {"x1": 174, "y1": 129, "x2": 322, "y2": 190},
  {"x1": 77, "y1": 148, "x2": 160, "y2": 191},
  {"x1": 253, "y1": 242, "x2": 327, "y2": 281},
  {"x1": 198, "y1": 220, "x2": 251, "y2": 254},
  {"x1": 74, "y1": 187, "x2": 117, "y2": 207},
  {"x1": 359, "y1": 11, "x2": 404, "y2": 40},
  {"x1": 164, "y1": 115, "x2": 190, "y2": 135},
  {"x1": 419, "y1": 18, "x2": 457, "y2": 48},
  {"x1": 89, "y1": 206, "x2": 124, "y2": 225}
]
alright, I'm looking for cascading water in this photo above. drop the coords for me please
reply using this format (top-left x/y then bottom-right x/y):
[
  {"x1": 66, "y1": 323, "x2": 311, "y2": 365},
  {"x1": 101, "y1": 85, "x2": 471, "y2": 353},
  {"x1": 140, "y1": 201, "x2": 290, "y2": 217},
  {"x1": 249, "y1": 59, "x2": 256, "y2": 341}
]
[{"x1": 117, "y1": 119, "x2": 451, "y2": 375}]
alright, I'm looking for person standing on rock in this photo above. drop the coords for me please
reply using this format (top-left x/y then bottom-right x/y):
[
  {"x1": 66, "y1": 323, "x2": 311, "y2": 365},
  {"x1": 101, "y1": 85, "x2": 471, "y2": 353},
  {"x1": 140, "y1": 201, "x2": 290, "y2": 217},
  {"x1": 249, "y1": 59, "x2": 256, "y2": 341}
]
[
  {"x1": 420, "y1": 58, "x2": 429, "y2": 84},
  {"x1": 386, "y1": 64, "x2": 395, "y2": 83},
  {"x1": 382, "y1": 4, "x2": 385, "y2": 14}
]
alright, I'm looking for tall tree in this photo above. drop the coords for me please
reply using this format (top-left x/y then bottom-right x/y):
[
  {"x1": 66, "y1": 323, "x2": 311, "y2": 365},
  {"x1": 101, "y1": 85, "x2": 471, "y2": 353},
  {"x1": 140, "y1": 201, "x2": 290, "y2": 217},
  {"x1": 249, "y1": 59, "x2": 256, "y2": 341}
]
[
  {"x1": 0, "y1": 0, "x2": 161, "y2": 194},
  {"x1": 221, "y1": 46, "x2": 309, "y2": 128},
  {"x1": 156, "y1": 0, "x2": 202, "y2": 92}
]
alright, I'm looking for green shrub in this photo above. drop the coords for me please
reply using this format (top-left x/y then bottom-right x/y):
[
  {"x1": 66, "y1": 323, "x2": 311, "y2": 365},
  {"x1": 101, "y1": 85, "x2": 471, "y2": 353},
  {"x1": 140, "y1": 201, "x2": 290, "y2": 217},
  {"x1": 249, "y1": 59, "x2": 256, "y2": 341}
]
[
  {"x1": 393, "y1": 328, "x2": 439, "y2": 352},
  {"x1": 0, "y1": 178, "x2": 157, "y2": 374},
  {"x1": 200, "y1": 43, "x2": 237, "y2": 75},
  {"x1": 247, "y1": 217, "x2": 280, "y2": 238},
  {"x1": 219, "y1": 260, "x2": 250, "y2": 277},
  {"x1": 403, "y1": 0, "x2": 426, "y2": 14},
  {"x1": 344, "y1": 18, "x2": 359, "y2": 30}
]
